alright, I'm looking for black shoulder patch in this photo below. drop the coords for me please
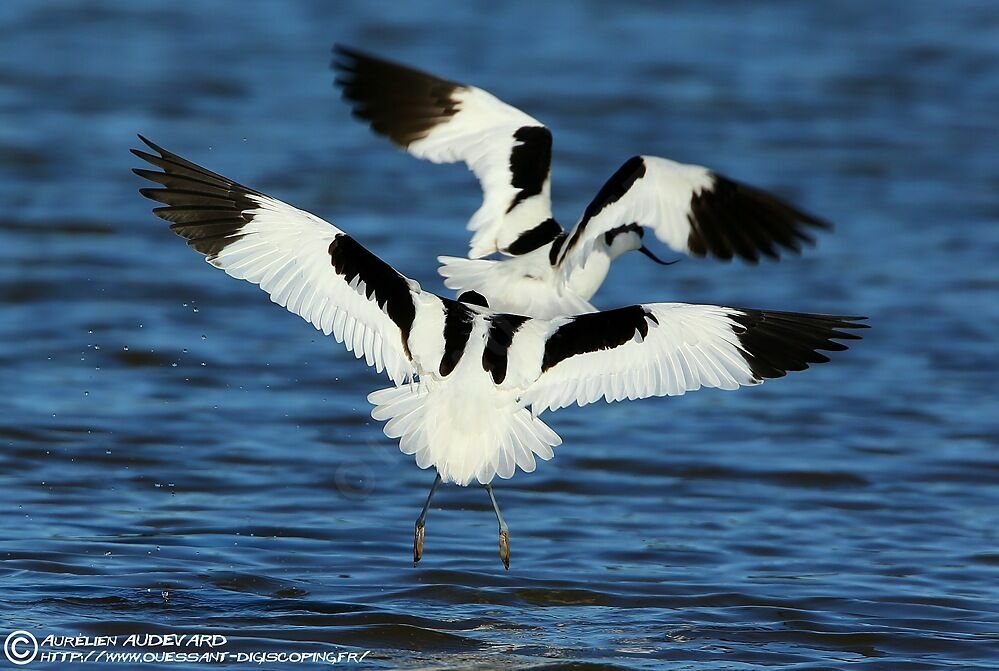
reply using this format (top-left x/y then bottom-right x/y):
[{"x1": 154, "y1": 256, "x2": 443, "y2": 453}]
[
  {"x1": 482, "y1": 314, "x2": 531, "y2": 384},
  {"x1": 457, "y1": 290, "x2": 489, "y2": 307},
  {"x1": 439, "y1": 299, "x2": 475, "y2": 376},
  {"x1": 333, "y1": 45, "x2": 462, "y2": 148},
  {"x1": 132, "y1": 135, "x2": 263, "y2": 260},
  {"x1": 328, "y1": 234, "x2": 417, "y2": 357},
  {"x1": 541, "y1": 305, "x2": 657, "y2": 372},
  {"x1": 562, "y1": 156, "x2": 646, "y2": 254},
  {"x1": 686, "y1": 174, "x2": 832, "y2": 263},
  {"x1": 507, "y1": 126, "x2": 553, "y2": 213},
  {"x1": 728, "y1": 309, "x2": 867, "y2": 381},
  {"x1": 504, "y1": 217, "x2": 563, "y2": 256}
]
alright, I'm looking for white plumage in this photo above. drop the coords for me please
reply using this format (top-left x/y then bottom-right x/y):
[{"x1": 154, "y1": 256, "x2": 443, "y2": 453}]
[
  {"x1": 405, "y1": 87, "x2": 552, "y2": 259},
  {"x1": 134, "y1": 136, "x2": 864, "y2": 565},
  {"x1": 335, "y1": 46, "x2": 832, "y2": 319}
]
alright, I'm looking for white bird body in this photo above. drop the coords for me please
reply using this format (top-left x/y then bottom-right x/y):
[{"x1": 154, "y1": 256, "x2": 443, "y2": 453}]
[
  {"x1": 134, "y1": 136, "x2": 863, "y2": 486},
  {"x1": 334, "y1": 48, "x2": 832, "y2": 319},
  {"x1": 439, "y1": 245, "x2": 598, "y2": 319},
  {"x1": 439, "y1": 226, "x2": 647, "y2": 319},
  {"x1": 133, "y1": 136, "x2": 864, "y2": 564}
]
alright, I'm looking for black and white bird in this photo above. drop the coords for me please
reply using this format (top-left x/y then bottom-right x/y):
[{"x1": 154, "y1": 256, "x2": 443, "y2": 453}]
[
  {"x1": 333, "y1": 46, "x2": 832, "y2": 319},
  {"x1": 133, "y1": 136, "x2": 865, "y2": 568}
]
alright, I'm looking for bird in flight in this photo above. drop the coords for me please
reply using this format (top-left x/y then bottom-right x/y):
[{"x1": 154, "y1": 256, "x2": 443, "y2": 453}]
[
  {"x1": 332, "y1": 46, "x2": 832, "y2": 319},
  {"x1": 132, "y1": 137, "x2": 864, "y2": 568}
]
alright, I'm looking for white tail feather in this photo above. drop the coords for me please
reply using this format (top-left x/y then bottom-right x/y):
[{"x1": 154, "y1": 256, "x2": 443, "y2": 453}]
[
  {"x1": 367, "y1": 383, "x2": 561, "y2": 485},
  {"x1": 437, "y1": 255, "x2": 497, "y2": 293}
]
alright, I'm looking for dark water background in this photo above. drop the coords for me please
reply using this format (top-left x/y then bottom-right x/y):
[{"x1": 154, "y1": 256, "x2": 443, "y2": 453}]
[{"x1": 1, "y1": 1, "x2": 998, "y2": 669}]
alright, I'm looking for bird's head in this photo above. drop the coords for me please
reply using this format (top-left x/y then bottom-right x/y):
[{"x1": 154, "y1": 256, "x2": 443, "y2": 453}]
[{"x1": 603, "y1": 224, "x2": 677, "y2": 266}]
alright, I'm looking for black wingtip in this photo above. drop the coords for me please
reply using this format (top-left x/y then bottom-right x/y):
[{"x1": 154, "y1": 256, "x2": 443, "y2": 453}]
[
  {"x1": 136, "y1": 133, "x2": 159, "y2": 153},
  {"x1": 133, "y1": 134, "x2": 170, "y2": 161},
  {"x1": 730, "y1": 310, "x2": 869, "y2": 381},
  {"x1": 332, "y1": 43, "x2": 364, "y2": 60},
  {"x1": 331, "y1": 43, "x2": 389, "y2": 74}
]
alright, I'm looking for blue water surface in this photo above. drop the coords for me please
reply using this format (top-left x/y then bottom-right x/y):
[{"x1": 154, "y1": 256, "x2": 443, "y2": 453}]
[{"x1": 1, "y1": 1, "x2": 997, "y2": 669}]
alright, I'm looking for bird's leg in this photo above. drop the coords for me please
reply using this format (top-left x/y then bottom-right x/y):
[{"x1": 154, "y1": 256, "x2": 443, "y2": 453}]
[
  {"x1": 484, "y1": 483, "x2": 510, "y2": 569},
  {"x1": 413, "y1": 472, "x2": 442, "y2": 566}
]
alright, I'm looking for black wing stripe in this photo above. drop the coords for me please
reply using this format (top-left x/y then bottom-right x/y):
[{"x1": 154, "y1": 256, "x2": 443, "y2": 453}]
[
  {"x1": 482, "y1": 314, "x2": 531, "y2": 384},
  {"x1": 504, "y1": 217, "x2": 563, "y2": 256},
  {"x1": 327, "y1": 235, "x2": 417, "y2": 358},
  {"x1": 563, "y1": 156, "x2": 646, "y2": 255},
  {"x1": 539, "y1": 306, "x2": 866, "y2": 381},
  {"x1": 507, "y1": 126, "x2": 553, "y2": 213},
  {"x1": 541, "y1": 305, "x2": 655, "y2": 372},
  {"x1": 439, "y1": 300, "x2": 475, "y2": 377}
]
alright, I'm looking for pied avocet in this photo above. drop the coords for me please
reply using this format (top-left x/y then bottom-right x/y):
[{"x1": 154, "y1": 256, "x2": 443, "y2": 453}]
[
  {"x1": 133, "y1": 136, "x2": 864, "y2": 568},
  {"x1": 333, "y1": 46, "x2": 832, "y2": 319}
]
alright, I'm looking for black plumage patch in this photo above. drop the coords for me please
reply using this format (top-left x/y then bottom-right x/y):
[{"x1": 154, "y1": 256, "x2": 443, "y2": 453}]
[
  {"x1": 504, "y1": 217, "x2": 563, "y2": 256},
  {"x1": 482, "y1": 314, "x2": 531, "y2": 384},
  {"x1": 728, "y1": 309, "x2": 867, "y2": 381},
  {"x1": 439, "y1": 300, "x2": 475, "y2": 376},
  {"x1": 132, "y1": 135, "x2": 262, "y2": 259},
  {"x1": 603, "y1": 223, "x2": 644, "y2": 246},
  {"x1": 507, "y1": 126, "x2": 553, "y2": 213},
  {"x1": 548, "y1": 231, "x2": 568, "y2": 265},
  {"x1": 541, "y1": 305, "x2": 657, "y2": 372},
  {"x1": 561, "y1": 156, "x2": 646, "y2": 255},
  {"x1": 686, "y1": 174, "x2": 832, "y2": 263},
  {"x1": 333, "y1": 45, "x2": 462, "y2": 148},
  {"x1": 457, "y1": 290, "x2": 489, "y2": 307},
  {"x1": 328, "y1": 235, "x2": 417, "y2": 358}
]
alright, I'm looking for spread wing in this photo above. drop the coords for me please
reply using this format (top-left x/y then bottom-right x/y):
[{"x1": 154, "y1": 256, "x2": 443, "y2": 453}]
[
  {"x1": 556, "y1": 155, "x2": 831, "y2": 274},
  {"x1": 517, "y1": 303, "x2": 865, "y2": 414},
  {"x1": 333, "y1": 45, "x2": 558, "y2": 259},
  {"x1": 132, "y1": 135, "x2": 421, "y2": 385}
]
